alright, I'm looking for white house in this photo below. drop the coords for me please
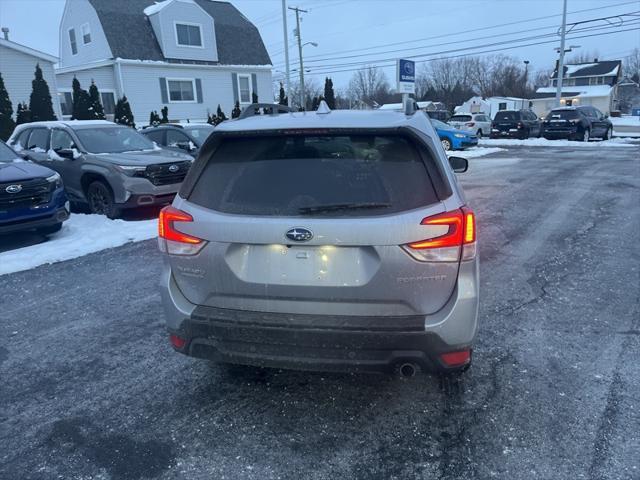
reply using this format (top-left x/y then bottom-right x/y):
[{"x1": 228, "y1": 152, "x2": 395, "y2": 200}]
[
  {"x1": 0, "y1": 33, "x2": 63, "y2": 119},
  {"x1": 455, "y1": 96, "x2": 529, "y2": 118},
  {"x1": 55, "y1": 0, "x2": 272, "y2": 124},
  {"x1": 530, "y1": 60, "x2": 622, "y2": 117}
]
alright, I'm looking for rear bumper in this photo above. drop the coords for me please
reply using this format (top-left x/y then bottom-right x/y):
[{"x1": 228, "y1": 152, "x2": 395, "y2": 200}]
[
  {"x1": 160, "y1": 258, "x2": 480, "y2": 374},
  {"x1": 489, "y1": 130, "x2": 524, "y2": 139},
  {"x1": 542, "y1": 129, "x2": 579, "y2": 140},
  {"x1": 121, "y1": 192, "x2": 176, "y2": 209}
]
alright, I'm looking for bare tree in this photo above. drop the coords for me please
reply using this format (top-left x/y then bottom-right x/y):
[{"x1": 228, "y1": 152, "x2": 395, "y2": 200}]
[
  {"x1": 532, "y1": 69, "x2": 553, "y2": 90},
  {"x1": 288, "y1": 78, "x2": 322, "y2": 110},
  {"x1": 624, "y1": 47, "x2": 640, "y2": 82},
  {"x1": 566, "y1": 50, "x2": 600, "y2": 64},
  {"x1": 347, "y1": 66, "x2": 390, "y2": 107}
]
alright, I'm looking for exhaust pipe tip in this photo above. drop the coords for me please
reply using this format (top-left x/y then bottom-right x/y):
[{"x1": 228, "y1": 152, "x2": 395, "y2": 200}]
[{"x1": 398, "y1": 362, "x2": 418, "y2": 378}]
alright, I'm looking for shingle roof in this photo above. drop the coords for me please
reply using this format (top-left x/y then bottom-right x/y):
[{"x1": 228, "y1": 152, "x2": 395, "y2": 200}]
[
  {"x1": 551, "y1": 60, "x2": 621, "y2": 79},
  {"x1": 87, "y1": 0, "x2": 271, "y2": 65}
]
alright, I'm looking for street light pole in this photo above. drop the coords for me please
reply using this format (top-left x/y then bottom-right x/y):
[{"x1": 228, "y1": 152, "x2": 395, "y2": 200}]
[
  {"x1": 281, "y1": 0, "x2": 290, "y2": 104},
  {"x1": 555, "y1": 0, "x2": 568, "y2": 107},
  {"x1": 289, "y1": 5, "x2": 308, "y2": 110}
]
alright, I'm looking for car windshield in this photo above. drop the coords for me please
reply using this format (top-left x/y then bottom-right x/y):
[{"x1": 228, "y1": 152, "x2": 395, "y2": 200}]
[
  {"x1": 547, "y1": 110, "x2": 579, "y2": 120},
  {"x1": 185, "y1": 126, "x2": 214, "y2": 143},
  {"x1": 189, "y1": 134, "x2": 438, "y2": 216},
  {"x1": 0, "y1": 141, "x2": 18, "y2": 162},
  {"x1": 75, "y1": 127, "x2": 155, "y2": 154},
  {"x1": 494, "y1": 111, "x2": 518, "y2": 121},
  {"x1": 430, "y1": 119, "x2": 452, "y2": 130},
  {"x1": 450, "y1": 115, "x2": 472, "y2": 122}
]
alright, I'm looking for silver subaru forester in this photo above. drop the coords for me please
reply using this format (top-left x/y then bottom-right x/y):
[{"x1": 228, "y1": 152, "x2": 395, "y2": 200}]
[{"x1": 159, "y1": 103, "x2": 479, "y2": 377}]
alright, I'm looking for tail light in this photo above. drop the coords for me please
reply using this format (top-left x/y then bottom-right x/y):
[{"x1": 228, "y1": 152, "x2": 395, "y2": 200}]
[
  {"x1": 465, "y1": 122, "x2": 475, "y2": 127},
  {"x1": 440, "y1": 349, "x2": 471, "y2": 367},
  {"x1": 169, "y1": 333, "x2": 187, "y2": 350},
  {"x1": 158, "y1": 206, "x2": 206, "y2": 255},
  {"x1": 403, "y1": 207, "x2": 476, "y2": 262}
]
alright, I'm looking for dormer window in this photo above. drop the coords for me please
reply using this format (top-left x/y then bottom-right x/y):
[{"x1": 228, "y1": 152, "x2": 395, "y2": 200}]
[
  {"x1": 175, "y1": 22, "x2": 203, "y2": 48},
  {"x1": 81, "y1": 23, "x2": 92, "y2": 44}
]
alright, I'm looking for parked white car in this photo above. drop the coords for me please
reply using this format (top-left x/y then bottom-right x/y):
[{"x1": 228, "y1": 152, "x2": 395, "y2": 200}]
[{"x1": 448, "y1": 113, "x2": 492, "y2": 138}]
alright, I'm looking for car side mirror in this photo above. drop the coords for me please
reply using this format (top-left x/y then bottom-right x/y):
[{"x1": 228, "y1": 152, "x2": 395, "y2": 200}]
[
  {"x1": 56, "y1": 148, "x2": 76, "y2": 160},
  {"x1": 603, "y1": 114, "x2": 609, "y2": 119},
  {"x1": 449, "y1": 156, "x2": 468, "y2": 173},
  {"x1": 176, "y1": 141, "x2": 195, "y2": 152}
]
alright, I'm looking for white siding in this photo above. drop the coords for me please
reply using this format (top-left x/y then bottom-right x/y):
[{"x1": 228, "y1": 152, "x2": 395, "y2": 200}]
[
  {"x1": 119, "y1": 63, "x2": 271, "y2": 124},
  {"x1": 147, "y1": 0, "x2": 218, "y2": 62},
  {"x1": 56, "y1": 65, "x2": 117, "y2": 93},
  {"x1": 59, "y1": 0, "x2": 113, "y2": 68},
  {"x1": 0, "y1": 44, "x2": 62, "y2": 119}
]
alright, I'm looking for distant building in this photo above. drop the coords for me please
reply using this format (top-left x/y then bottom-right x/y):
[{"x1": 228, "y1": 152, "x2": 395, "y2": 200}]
[
  {"x1": 455, "y1": 96, "x2": 529, "y2": 118},
  {"x1": 55, "y1": 0, "x2": 272, "y2": 123},
  {"x1": 0, "y1": 33, "x2": 63, "y2": 119},
  {"x1": 530, "y1": 59, "x2": 622, "y2": 117}
]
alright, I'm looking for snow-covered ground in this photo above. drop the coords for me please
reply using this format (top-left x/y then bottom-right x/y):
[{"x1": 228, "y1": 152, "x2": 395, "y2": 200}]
[
  {"x1": 451, "y1": 147, "x2": 506, "y2": 158},
  {"x1": 610, "y1": 116, "x2": 640, "y2": 138},
  {"x1": 479, "y1": 137, "x2": 637, "y2": 148},
  {"x1": 0, "y1": 214, "x2": 157, "y2": 276}
]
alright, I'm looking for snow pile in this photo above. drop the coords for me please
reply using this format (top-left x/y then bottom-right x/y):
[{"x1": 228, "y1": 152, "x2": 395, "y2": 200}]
[
  {"x1": 610, "y1": 116, "x2": 640, "y2": 138},
  {"x1": 479, "y1": 138, "x2": 636, "y2": 148},
  {"x1": 0, "y1": 214, "x2": 157, "y2": 276},
  {"x1": 448, "y1": 147, "x2": 506, "y2": 158}
]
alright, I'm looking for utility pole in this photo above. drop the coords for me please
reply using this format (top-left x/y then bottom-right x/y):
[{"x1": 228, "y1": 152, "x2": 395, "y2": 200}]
[
  {"x1": 555, "y1": 0, "x2": 568, "y2": 107},
  {"x1": 289, "y1": 5, "x2": 307, "y2": 110},
  {"x1": 281, "y1": 0, "x2": 290, "y2": 104},
  {"x1": 523, "y1": 60, "x2": 529, "y2": 109}
]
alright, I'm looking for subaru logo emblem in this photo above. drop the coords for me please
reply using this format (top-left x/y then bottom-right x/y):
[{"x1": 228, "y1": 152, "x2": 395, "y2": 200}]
[
  {"x1": 168, "y1": 164, "x2": 179, "y2": 173},
  {"x1": 286, "y1": 227, "x2": 313, "y2": 242},
  {"x1": 5, "y1": 184, "x2": 22, "y2": 194}
]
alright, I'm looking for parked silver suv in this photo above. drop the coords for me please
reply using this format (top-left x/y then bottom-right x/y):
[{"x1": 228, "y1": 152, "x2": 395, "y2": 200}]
[
  {"x1": 8, "y1": 121, "x2": 193, "y2": 217},
  {"x1": 159, "y1": 104, "x2": 479, "y2": 377}
]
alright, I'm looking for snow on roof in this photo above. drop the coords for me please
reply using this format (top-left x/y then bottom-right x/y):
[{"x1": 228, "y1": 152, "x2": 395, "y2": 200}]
[
  {"x1": 143, "y1": 0, "x2": 195, "y2": 15},
  {"x1": 214, "y1": 109, "x2": 434, "y2": 133},
  {"x1": 535, "y1": 85, "x2": 613, "y2": 98},
  {"x1": 13, "y1": 120, "x2": 116, "y2": 130},
  {"x1": 0, "y1": 38, "x2": 58, "y2": 63},
  {"x1": 564, "y1": 63, "x2": 597, "y2": 75},
  {"x1": 379, "y1": 101, "x2": 433, "y2": 111}
]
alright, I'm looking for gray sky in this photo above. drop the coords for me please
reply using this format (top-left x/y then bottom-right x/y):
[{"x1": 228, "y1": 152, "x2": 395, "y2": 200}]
[{"x1": 1, "y1": 0, "x2": 638, "y2": 92}]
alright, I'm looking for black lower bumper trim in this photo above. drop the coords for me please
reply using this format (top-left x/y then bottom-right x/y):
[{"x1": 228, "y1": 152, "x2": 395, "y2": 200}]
[
  {"x1": 121, "y1": 193, "x2": 176, "y2": 209},
  {"x1": 0, "y1": 208, "x2": 68, "y2": 234}
]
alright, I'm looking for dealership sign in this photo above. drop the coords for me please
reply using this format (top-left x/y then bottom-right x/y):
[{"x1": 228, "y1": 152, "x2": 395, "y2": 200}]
[{"x1": 397, "y1": 59, "x2": 415, "y2": 94}]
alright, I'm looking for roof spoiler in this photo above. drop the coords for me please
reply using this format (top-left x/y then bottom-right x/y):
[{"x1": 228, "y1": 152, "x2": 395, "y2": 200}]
[{"x1": 239, "y1": 103, "x2": 297, "y2": 120}]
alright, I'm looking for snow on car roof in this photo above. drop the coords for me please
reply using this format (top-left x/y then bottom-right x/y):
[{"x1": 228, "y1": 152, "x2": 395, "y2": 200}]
[
  {"x1": 214, "y1": 109, "x2": 433, "y2": 133},
  {"x1": 13, "y1": 120, "x2": 116, "y2": 130}
]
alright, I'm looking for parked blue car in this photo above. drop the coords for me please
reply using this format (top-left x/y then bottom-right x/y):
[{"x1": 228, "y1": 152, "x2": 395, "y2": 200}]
[
  {"x1": 430, "y1": 119, "x2": 478, "y2": 151},
  {"x1": 0, "y1": 140, "x2": 69, "y2": 236}
]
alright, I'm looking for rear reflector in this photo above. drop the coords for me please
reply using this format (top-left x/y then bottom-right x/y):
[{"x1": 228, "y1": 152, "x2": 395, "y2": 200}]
[
  {"x1": 440, "y1": 349, "x2": 471, "y2": 367},
  {"x1": 169, "y1": 334, "x2": 186, "y2": 349},
  {"x1": 158, "y1": 206, "x2": 206, "y2": 255}
]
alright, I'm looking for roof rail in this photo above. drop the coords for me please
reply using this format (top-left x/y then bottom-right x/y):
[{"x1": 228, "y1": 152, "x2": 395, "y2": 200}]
[{"x1": 239, "y1": 103, "x2": 296, "y2": 120}]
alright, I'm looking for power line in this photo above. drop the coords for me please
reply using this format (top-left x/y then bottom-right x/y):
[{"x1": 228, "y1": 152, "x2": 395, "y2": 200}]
[{"x1": 304, "y1": 26, "x2": 640, "y2": 76}]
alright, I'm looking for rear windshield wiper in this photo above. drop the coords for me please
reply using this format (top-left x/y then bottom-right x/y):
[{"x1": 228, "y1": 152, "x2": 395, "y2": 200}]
[{"x1": 298, "y1": 202, "x2": 391, "y2": 214}]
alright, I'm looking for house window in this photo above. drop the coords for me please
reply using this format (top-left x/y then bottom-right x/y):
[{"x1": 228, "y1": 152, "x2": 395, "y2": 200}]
[
  {"x1": 498, "y1": 102, "x2": 507, "y2": 110},
  {"x1": 59, "y1": 92, "x2": 73, "y2": 116},
  {"x1": 167, "y1": 79, "x2": 196, "y2": 102},
  {"x1": 100, "y1": 92, "x2": 116, "y2": 115},
  {"x1": 69, "y1": 28, "x2": 77, "y2": 55},
  {"x1": 564, "y1": 78, "x2": 575, "y2": 86},
  {"x1": 175, "y1": 23, "x2": 202, "y2": 47},
  {"x1": 237, "y1": 74, "x2": 252, "y2": 104},
  {"x1": 81, "y1": 23, "x2": 92, "y2": 44},
  {"x1": 589, "y1": 77, "x2": 605, "y2": 85}
]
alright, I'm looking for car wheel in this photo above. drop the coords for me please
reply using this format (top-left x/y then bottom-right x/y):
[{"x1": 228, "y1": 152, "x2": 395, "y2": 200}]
[
  {"x1": 476, "y1": 129, "x2": 483, "y2": 138},
  {"x1": 37, "y1": 222, "x2": 63, "y2": 236},
  {"x1": 87, "y1": 181, "x2": 121, "y2": 219},
  {"x1": 604, "y1": 127, "x2": 612, "y2": 141},
  {"x1": 579, "y1": 128, "x2": 590, "y2": 142},
  {"x1": 441, "y1": 138, "x2": 452, "y2": 151}
]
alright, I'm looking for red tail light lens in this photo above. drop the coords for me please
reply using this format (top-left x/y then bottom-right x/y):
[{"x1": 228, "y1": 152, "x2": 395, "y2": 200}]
[
  {"x1": 169, "y1": 334, "x2": 186, "y2": 349},
  {"x1": 158, "y1": 206, "x2": 205, "y2": 255},
  {"x1": 404, "y1": 207, "x2": 476, "y2": 262},
  {"x1": 465, "y1": 122, "x2": 475, "y2": 127}
]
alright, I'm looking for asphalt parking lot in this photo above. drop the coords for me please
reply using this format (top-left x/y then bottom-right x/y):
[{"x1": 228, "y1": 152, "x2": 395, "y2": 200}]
[{"x1": 1, "y1": 144, "x2": 639, "y2": 480}]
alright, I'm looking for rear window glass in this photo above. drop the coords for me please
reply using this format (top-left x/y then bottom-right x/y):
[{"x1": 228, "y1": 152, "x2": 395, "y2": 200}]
[
  {"x1": 494, "y1": 111, "x2": 518, "y2": 122},
  {"x1": 547, "y1": 110, "x2": 578, "y2": 120},
  {"x1": 189, "y1": 135, "x2": 438, "y2": 217},
  {"x1": 450, "y1": 115, "x2": 472, "y2": 122}
]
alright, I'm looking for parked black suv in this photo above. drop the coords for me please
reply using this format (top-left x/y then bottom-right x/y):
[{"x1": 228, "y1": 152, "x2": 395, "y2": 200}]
[
  {"x1": 542, "y1": 106, "x2": 613, "y2": 142},
  {"x1": 490, "y1": 109, "x2": 542, "y2": 139},
  {"x1": 141, "y1": 124, "x2": 214, "y2": 158}
]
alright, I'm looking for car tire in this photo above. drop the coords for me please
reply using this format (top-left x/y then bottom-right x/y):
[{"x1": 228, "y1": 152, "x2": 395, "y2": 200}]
[
  {"x1": 580, "y1": 128, "x2": 590, "y2": 142},
  {"x1": 37, "y1": 222, "x2": 63, "y2": 236},
  {"x1": 476, "y1": 129, "x2": 483, "y2": 138},
  {"x1": 441, "y1": 138, "x2": 452, "y2": 151},
  {"x1": 604, "y1": 127, "x2": 612, "y2": 141},
  {"x1": 87, "y1": 180, "x2": 121, "y2": 219}
]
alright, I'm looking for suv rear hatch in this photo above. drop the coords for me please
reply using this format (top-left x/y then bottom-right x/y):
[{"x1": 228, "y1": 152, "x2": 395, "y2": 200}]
[
  {"x1": 449, "y1": 115, "x2": 473, "y2": 130},
  {"x1": 165, "y1": 131, "x2": 462, "y2": 317},
  {"x1": 544, "y1": 110, "x2": 579, "y2": 132},
  {"x1": 492, "y1": 111, "x2": 521, "y2": 134}
]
